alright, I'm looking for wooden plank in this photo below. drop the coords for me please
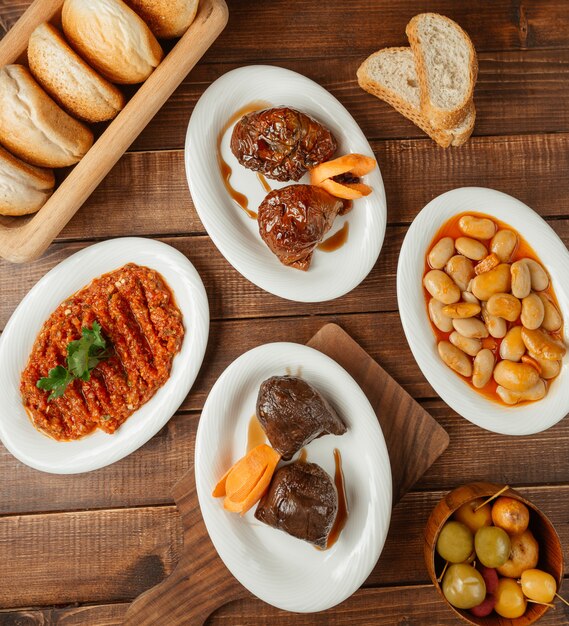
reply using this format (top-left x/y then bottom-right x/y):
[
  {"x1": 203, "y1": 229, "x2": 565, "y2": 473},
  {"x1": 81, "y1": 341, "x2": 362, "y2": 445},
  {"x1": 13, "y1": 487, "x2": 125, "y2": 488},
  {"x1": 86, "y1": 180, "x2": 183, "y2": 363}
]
[
  {"x1": 0, "y1": 506, "x2": 183, "y2": 609},
  {"x1": 0, "y1": 232, "x2": 398, "y2": 328},
  {"x1": 0, "y1": 604, "x2": 129, "y2": 626},
  {"x1": 2, "y1": 589, "x2": 568, "y2": 626},
  {"x1": 3, "y1": 386, "x2": 569, "y2": 516},
  {"x1": 0, "y1": 413, "x2": 197, "y2": 514},
  {"x1": 206, "y1": 585, "x2": 569, "y2": 625},
  {"x1": 2, "y1": 487, "x2": 569, "y2": 609},
  {"x1": 3, "y1": 0, "x2": 569, "y2": 54},
  {"x1": 3, "y1": 217, "x2": 569, "y2": 328},
  {"x1": 132, "y1": 51, "x2": 569, "y2": 150},
  {"x1": 54, "y1": 133, "x2": 569, "y2": 243}
]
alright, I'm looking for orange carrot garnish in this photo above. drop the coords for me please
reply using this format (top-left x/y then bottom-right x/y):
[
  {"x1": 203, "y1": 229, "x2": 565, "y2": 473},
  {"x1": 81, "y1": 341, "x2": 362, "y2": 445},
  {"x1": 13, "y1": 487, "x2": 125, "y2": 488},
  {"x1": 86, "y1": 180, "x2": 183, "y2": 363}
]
[
  {"x1": 310, "y1": 154, "x2": 377, "y2": 186},
  {"x1": 319, "y1": 178, "x2": 373, "y2": 200},
  {"x1": 212, "y1": 444, "x2": 281, "y2": 515}
]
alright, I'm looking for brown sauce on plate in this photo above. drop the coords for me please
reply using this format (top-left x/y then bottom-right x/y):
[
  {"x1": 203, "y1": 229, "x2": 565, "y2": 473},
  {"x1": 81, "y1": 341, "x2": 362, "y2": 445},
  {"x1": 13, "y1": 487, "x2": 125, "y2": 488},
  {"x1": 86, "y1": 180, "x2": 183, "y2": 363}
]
[
  {"x1": 318, "y1": 222, "x2": 349, "y2": 252},
  {"x1": 247, "y1": 413, "x2": 266, "y2": 452},
  {"x1": 326, "y1": 448, "x2": 348, "y2": 549},
  {"x1": 217, "y1": 101, "x2": 271, "y2": 220},
  {"x1": 297, "y1": 448, "x2": 308, "y2": 463},
  {"x1": 257, "y1": 173, "x2": 272, "y2": 193}
]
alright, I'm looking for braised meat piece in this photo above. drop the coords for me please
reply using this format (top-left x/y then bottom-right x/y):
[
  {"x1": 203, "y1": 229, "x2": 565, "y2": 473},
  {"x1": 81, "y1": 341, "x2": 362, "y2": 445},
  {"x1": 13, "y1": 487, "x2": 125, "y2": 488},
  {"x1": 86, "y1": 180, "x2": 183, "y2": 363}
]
[
  {"x1": 258, "y1": 185, "x2": 343, "y2": 270},
  {"x1": 256, "y1": 375, "x2": 346, "y2": 460},
  {"x1": 255, "y1": 462, "x2": 338, "y2": 548},
  {"x1": 230, "y1": 107, "x2": 337, "y2": 181}
]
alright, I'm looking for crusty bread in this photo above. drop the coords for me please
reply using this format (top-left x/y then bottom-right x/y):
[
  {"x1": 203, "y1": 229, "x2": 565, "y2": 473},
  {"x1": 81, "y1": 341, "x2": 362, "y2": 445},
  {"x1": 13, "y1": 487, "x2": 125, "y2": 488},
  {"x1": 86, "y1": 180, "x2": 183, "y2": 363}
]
[
  {"x1": 0, "y1": 145, "x2": 55, "y2": 216},
  {"x1": 62, "y1": 0, "x2": 164, "y2": 84},
  {"x1": 28, "y1": 22, "x2": 125, "y2": 123},
  {"x1": 357, "y1": 48, "x2": 475, "y2": 148},
  {"x1": 124, "y1": 0, "x2": 199, "y2": 38},
  {"x1": 406, "y1": 13, "x2": 477, "y2": 130},
  {"x1": 0, "y1": 65, "x2": 94, "y2": 168}
]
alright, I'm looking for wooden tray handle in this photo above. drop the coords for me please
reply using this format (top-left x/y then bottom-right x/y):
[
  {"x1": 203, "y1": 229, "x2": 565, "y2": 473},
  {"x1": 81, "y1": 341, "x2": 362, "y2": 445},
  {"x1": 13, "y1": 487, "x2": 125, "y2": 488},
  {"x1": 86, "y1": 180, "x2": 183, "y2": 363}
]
[{"x1": 124, "y1": 469, "x2": 247, "y2": 626}]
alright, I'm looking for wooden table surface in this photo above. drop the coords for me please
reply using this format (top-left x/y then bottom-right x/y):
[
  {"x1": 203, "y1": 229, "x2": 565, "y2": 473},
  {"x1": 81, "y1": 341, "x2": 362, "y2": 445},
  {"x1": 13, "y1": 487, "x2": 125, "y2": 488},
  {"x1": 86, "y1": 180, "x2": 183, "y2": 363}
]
[{"x1": 1, "y1": 1, "x2": 569, "y2": 624}]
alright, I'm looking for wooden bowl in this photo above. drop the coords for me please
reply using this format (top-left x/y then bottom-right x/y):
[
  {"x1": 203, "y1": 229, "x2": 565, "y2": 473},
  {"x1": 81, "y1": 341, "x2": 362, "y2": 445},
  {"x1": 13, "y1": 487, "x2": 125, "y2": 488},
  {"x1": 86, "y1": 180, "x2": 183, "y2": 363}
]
[{"x1": 424, "y1": 482, "x2": 564, "y2": 625}]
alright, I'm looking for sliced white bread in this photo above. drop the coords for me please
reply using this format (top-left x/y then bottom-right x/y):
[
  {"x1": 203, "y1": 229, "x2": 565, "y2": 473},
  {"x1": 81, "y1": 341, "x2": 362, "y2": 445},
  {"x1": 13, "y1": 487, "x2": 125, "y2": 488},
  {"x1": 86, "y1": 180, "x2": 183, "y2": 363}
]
[
  {"x1": 357, "y1": 48, "x2": 475, "y2": 148},
  {"x1": 0, "y1": 145, "x2": 55, "y2": 216},
  {"x1": 0, "y1": 65, "x2": 94, "y2": 168},
  {"x1": 124, "y1": 0, "x2": 199, "y2": 39},
  {"x1": 406, "y1": 13, "x2": 477, "y2": 130},
  {"x1": 62, "y1": 0, "x2": 164, "y2": 84},
  {"x1": 28, "y1": 22, "x2": 125, "y2": 123}
]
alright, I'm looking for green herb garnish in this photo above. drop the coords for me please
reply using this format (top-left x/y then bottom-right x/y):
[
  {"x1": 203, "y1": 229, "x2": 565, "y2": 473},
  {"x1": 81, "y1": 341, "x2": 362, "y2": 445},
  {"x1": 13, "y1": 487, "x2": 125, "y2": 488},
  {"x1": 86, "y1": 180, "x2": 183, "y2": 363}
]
[{"x1": 37, "y1": 322, "x2": 112, "y2": 401}]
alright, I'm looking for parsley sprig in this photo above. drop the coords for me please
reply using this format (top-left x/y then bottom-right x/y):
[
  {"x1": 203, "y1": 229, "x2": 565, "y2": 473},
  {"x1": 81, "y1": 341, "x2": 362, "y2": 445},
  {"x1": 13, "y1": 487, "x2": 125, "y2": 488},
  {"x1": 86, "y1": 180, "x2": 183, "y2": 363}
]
[{"x1": 37, "y1": 322, "x2": 112, "y2": 401}]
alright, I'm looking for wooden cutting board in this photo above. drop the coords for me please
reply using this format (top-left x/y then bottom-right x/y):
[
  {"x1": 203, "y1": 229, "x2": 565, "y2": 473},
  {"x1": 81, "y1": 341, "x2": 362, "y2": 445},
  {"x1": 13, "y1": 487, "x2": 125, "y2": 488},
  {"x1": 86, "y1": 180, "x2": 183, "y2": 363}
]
[{"x1": 124, "y1": 323, "x2": 449, "y2": 625}]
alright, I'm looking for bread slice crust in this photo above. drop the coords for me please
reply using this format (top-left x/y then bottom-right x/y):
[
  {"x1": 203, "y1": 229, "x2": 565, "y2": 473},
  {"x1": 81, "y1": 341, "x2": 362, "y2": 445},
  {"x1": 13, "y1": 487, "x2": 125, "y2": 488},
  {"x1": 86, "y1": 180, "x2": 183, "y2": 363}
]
[
  {"x1": 28, "y1": 22, "x2": 125, "y2": 123},
  {"x1": 0, "y1": 144, "x2": 55, "y2": 215},
  {"x1": 124, "y1": 0, "x2": 199, "y2": 39},
  {"x1": 406, "y1": 13, "x2": 478, "y2": 130},
  {"x1": 0, "y1": 65, "x2": 94, "y2": 168},
  {"x1": 62, "y1": 0, "x2": 164, "y2": 84},
  {"x1": 357, "y1": 47, "x2": 475, "y2": 148}
]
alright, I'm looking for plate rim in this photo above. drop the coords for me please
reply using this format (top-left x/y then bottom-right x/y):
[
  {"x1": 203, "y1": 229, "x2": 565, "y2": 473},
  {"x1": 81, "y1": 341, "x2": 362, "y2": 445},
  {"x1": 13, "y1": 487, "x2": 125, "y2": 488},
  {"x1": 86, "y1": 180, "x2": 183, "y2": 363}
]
[
  {"x1": 0, "y1": 237, "x2": 210, "y2": 473},
  {"x1": 194, "y1": 341, "x2": 392, "y2": 612},
  {"x1": 185, "y1": 64, "x2": 387, "y2": 303},
  {"x1": 397, "y1": 186, "x2": 569, "y2": 436}
]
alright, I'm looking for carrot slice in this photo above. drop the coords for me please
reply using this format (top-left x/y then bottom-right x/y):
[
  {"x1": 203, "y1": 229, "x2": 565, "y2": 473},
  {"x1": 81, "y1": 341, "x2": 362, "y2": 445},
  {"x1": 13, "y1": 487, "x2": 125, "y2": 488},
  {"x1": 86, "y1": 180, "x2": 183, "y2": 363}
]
[
  {"x1": 310, "y1": 153, "x2": 376, "y2": 186},
  {"x1": 213, "y1": 444, "x2": 281, "y2": 515},
  {"x1": 319, "y1": 178, "x2": 372, "y2": 200}
]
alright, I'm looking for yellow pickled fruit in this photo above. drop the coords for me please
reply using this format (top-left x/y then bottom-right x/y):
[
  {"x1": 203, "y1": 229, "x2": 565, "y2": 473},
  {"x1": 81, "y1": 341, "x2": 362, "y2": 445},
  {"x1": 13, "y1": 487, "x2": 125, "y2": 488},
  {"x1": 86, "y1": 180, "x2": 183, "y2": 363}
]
[
  {"x1": 521, "y1": 569, "x2": 556, "y2": 603},
  {"x1": 453, "y1": 498, "x2": 492, "y2": 534},
  {"x1": 494, "y1": 578, "x2": 527, "y2": 618}
]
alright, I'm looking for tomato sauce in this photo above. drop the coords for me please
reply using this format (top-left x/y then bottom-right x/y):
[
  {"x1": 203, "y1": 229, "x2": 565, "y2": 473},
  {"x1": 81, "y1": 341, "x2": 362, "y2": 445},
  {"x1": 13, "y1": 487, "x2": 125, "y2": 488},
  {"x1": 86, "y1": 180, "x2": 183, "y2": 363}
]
[
  {"x1": 20, "y1": 264, "x2": 184, "y2": 441},
  {"x1": 424, "y1": 212, "x2": 563, "y2": 405}
]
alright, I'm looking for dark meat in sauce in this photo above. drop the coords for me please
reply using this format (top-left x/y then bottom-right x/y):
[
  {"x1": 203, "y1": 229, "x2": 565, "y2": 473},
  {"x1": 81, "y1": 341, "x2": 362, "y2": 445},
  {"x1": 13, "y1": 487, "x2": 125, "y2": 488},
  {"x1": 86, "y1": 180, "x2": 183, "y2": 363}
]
[
  {"x1": 20, "y1": 264, "x2": 184, "y2": 441},
  {"x1": 255, "y1": 461, "x2": 338, "y2": 549},
  {"x1": 256, "y1": 375, "x2": 346, "y2": 460},
  {"x1": 258, "y1": 185, "x2": 343, "y2": 270},
  {"x1": 230, "y1": 107, "x2": 337, "y2": 182}
]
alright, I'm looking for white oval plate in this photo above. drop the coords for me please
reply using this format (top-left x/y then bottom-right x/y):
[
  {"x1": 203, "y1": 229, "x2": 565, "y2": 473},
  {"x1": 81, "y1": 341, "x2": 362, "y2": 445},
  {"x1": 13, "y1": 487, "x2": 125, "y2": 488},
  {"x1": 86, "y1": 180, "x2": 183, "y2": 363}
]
[
  {"x1": 397, "y1": 187, "x2": 569, "y2": 435},
  {"x1": 195, "y1": 342, "x2": 392, "y2": 612},
  {"x1": 0, "y1": 238, "x2": 209, "y2": 473},
  {"x1": 185, "y1": 65, "x2": 386, "y2": 303}
]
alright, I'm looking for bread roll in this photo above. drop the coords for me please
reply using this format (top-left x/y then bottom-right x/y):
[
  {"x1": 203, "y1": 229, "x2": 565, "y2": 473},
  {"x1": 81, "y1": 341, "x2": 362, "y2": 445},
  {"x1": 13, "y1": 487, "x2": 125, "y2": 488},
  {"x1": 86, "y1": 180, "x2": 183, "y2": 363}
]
[
  {"x1": 125, "y1": 0, "x2": 199, "y2": 38},
  {"x1": 0, "y1": 145, "x2": 55, "y2": 216},
  {"x1": 28, "y1": 22, "x2": 125, "y2": 123},
  {"x1": 0, "y1": 65, "x2": 94, "y2": 168},
  {"x1": 62, "y1": 0, "x2": 164, "y2": 84}
]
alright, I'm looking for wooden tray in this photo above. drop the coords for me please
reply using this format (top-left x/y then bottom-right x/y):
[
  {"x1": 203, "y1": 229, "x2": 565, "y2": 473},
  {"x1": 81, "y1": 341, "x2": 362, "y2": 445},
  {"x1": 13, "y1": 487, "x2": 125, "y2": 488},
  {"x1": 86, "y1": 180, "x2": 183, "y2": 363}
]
[
  {"x1": 0, "y1": 0, "x2": 228, "y2": 264},
  {"x1": 124, "y1": 323, "x2": 449, "y2": 625}
]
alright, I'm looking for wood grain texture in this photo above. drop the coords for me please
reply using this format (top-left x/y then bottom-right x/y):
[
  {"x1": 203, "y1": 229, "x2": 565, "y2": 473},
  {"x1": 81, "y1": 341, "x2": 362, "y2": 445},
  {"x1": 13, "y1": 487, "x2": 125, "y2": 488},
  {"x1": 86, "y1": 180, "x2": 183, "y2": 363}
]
[
  {"x1": 0, "y1": 507, "x2": 183, "y2": 608},
  {"x1": 3, "y1": 392, "x2": 569, "y2": 516},
  {"x1": 3, "y1": 216, "x2": 569, "y2": 330},
  {"x1": 0, "y1": 604, "x2": 129, "y2": 626},
  {"x1": 205, "y1": 586, "x2": 569, "y2": 626},
  {"x1": 48, "y1": 133, "x2": 569, "y2": 242},
  {"x1": 2, "y1": 590, "x2": 568, "y2": 626},
  {"x1": 2, "y1": 487, "x2": 569, "y2": 611},
  {"x1": 4, "y1": 0, "x2": 569, "y2": 56},
  {"x1": 131, "y1": 51, "x2": 569, "y2": 150}
]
